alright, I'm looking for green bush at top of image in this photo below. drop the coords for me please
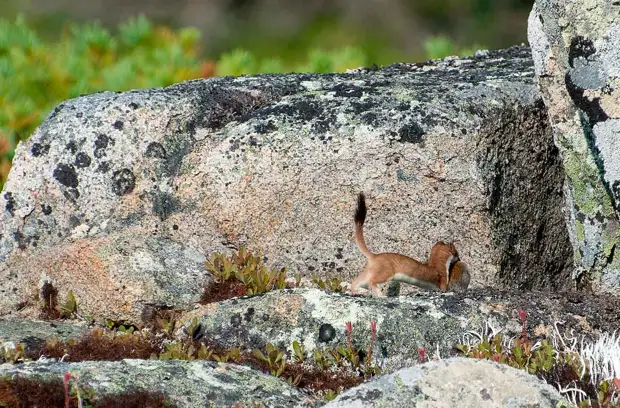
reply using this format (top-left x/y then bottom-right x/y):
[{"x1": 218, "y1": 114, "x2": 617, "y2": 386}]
[{"x1": 0, "y1": 13, "x2": 484, "y2": 190}]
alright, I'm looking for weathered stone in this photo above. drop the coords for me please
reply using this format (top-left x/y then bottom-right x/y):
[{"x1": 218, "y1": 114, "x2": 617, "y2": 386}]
[
  {"x1": 0, "y1": 359, "x2": 318, "y2": 407},
  {"x1": 0, "y1": 46, "x2": 575, "y2": 323},
  {"x1": 0, "y1": 318, "x2": 90, "y2": 350},
  {"x1": 0, "y1": 231, "x2": 207, "y2": 323},
  {"x1": 528, "y1": 0, "x2": 620, "y2": 293},
  {"x1": 179, "y1": 287, "x2": 620, "y2": 373},
  {"x1": 322, "y1": 357, "x2": 567, "y2": 408}
]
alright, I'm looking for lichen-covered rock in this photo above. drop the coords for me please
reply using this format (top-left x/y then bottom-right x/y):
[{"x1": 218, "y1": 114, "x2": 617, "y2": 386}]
[
  {"x1": 180, "y1": 287, "x2": 620, "y2": 373},
  {"x1": 0, "y1": 359, "x2": 318, "y2": 408},
  {"x1": 322, "y1": 357, "x2": 567, "y2": 408},
  {"x1": 0, "y1": 318, "x2": 90, "y2": 350},
  {"x1": 0, "y1": 231, "x2": 207, "y2": 323},
  {"x1": 528, "y1": 0, "x2": 620, "y2": 293},
  {"x1": 0, "y1": 46, "x2": 573, "y2": 322}
]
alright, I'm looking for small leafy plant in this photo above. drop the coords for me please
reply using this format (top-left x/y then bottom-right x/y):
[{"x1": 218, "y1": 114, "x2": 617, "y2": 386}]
[
  {"x1": 202, "y1": 247, "x2": 289, "y2": 303},
  {"x1": 455, "y1": 309, "x2": 620, "y2": 408},
  {"x1": 0, "y1": 342, "x2": 27, "y2": 364},
  {"x1": 311, "y1": 275, "x2": 344, "y2": 293}
]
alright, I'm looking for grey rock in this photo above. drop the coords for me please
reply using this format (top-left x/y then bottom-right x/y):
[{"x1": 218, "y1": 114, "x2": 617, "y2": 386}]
[
  {"x1": 0, "y1": 231, "x2": 207, "y2": 324},
  {"x1": 0, "y1": 318, "x2": 90, "y2": 350},
  {"x1": 322, "y1": 357, "x2": 567, "y2": 408},
  {"x1": 0, "y1": 46, "x2": 575, "y2": 322},
  {"x1": 528, "y1": 0, "x2": 620, "y2": 293},
  {"x1": 0, "y1": 358, "x2": 317, "y2": 407},
  {"x1": 181, "y1": 287, "x2": 620, "y2": 372}
]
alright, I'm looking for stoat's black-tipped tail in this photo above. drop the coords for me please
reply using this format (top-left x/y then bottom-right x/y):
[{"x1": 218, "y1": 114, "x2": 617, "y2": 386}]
[
  {"x1": 354, "y1": 192, "x2": 367, "y2": 225},
  {"x1": 354, "y1": 192, "x2": 372, "y2": 258}
]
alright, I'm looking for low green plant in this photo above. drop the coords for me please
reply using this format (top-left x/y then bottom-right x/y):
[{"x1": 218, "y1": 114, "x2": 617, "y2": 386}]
[
  {"x1": 311, "y1": 275, "x2": 344, "y2": 293},
  {"x1": 203, "y1": 247, "x2": 289, "y2": 302},
  {"x1": 158, "y1": 342, "x2": 212, "y2": 361},
  {"x1": 455, "y1": 310, "x2": 620, "y2": 408},
  {"x1": 252, "y1": 343, "x2": 286, "y2": 377},
  {"x1": 0, "y1": 342, "x2": 26, "y2": 364}
]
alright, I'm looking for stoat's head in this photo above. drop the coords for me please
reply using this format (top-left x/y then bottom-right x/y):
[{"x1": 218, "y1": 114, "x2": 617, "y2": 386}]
[{"x1": 428, "y1": 241, "x2": 459, "y2": 273}]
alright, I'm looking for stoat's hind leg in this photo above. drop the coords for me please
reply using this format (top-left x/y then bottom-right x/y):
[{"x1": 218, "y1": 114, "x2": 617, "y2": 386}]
[{"x1": 351, "y1": 265, "x2": 371, "y2": 295}]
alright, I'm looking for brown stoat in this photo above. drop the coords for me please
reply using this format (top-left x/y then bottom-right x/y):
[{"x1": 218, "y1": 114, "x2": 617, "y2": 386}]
[{"x1": 350, "y1": 192, "x2": 469, "y2": 296}]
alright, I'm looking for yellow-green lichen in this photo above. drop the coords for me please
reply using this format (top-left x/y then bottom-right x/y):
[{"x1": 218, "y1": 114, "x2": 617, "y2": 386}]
[
  {"x1": 575, "y1": 219, "x2": 585, "y2": 242},
  {"x1": 563, "y1": 152, "x2": 615, "y2": 217}
]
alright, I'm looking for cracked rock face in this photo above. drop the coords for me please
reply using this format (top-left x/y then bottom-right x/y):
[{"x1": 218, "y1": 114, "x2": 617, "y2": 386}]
[
  {"x1": 528, "y1": 0, "x2": 620, "y2": 293},
  {"x1": 0, "y1": 46, "x2": 573, "y2": 323},
  {"x1": 322, "y1": 357, "x2": 566, "y2": 408}
]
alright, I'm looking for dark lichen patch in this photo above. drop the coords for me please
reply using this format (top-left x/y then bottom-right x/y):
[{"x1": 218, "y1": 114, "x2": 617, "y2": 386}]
[
  {"x1": 111, "y1": 169, "x2": 136, "y2": 196},
  {"x1": 30, "y1": 143, "x2": 50, "y2": 157},
  {"x1": 568, "y1": 36, "x2": 597, "y2": 68},
  {"x1": 612, "y1": 180, "x2": 620, "y2": 205},
  {"x1": 361, "y1": 112, "x2": 379, "y2": 127},
  {"x1": 254, "y1": 120, "x2": 277, "y2": 134},
  {"x1": 330, "y1": 83, "x2": 364, "y2": 98},
  {"x1": 53, "y1": 163, "x2": 79, "y2": 188},
  {"x1": 63, "y1": 188, "x2": 80, "y2": 203},
  {"x1": 41, "y1": 204, "x2": 52, "y2": 215},
  {"x1": 312, "y1": 118, "x2": 334, "y2": 134},
  {"x1": 113, "y1": 120, "x2": 124, "y2": 130},
  {"x1": 244, "y1": 307, "x2": 255, "y2": 322},
  {"x1": 74, "y1": 152, "x2": 92, "y2": 168},
  {"x1": 97, "y1": 161, "x2": 110, "y2": 173},
  {"x1": 347, "y1": 101, "x2": 374, "y2": 114},
  {"x1": 145, "y1": 142, "x2": 167, "y2": 159},
  {"x1": 231, "y1": 313, "x2": 242, "y2": 327},
  {"x1": 151, "y1": 191, "x2": 179, "y2": 221},
  {"x1": 4, "y1": 192, "x2": 15, "y2": 216},
  {"x1": 397, "y1": 123, "x2": 425, "y2": 145},
  {"x1": 65, "y1": 141, "x2": 78, "y2": 154},
  {"x1": 185, "y1": 86, "x2": 272, "y2": 132},
  {"x1": 564, "y1": 73, "x2": 609, "y2": 124},
  {"x1": 94, "y1": 134, "x2": 114, "y2": 158}
]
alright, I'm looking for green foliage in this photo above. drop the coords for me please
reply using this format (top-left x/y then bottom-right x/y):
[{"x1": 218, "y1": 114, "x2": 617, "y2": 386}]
[
  {"x1": 455, "y1": 334, "x2": 557, "y2": 374},
  {"x1": 423, "y1": 34, "x2": 485, "y2": 60},
  {"x1": 0, "y1": 342, "x2": 26, "y2": 364},
  {"x1": 292, "y1": 340, "x2": 305, "y2": 363},
  {"x1": 205, "y1": 247, "x2": 289, "y2": 297},
  {"x1": 455, "y1": 319, "x2": 620, "y2": 408},
  {"x1": 252, "y1": 343, "x2": 286, "y2": 377},
  {"x1": 311, "y1": 275, "x2": 344, "y2": 293},
  {"x1": 0, "y1": 14, "x2": 207, "y2": 189},
  {"x1": 58, "y1": 290, "x2": 78, "y2": 318}
]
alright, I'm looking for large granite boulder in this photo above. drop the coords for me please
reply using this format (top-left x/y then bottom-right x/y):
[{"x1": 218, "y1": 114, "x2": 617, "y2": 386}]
[
  {"x1": 0, "y1": 358, "x2": 318, "y2": 407},
  {"x1": 0, "y1": 46, "x2": 574, "y2": 323},
  {"x1": 528, "y1": 0, "x2": 620, "y2": 293},
  {"x1": 322, "y1": 357, "x2": 567, "y2": 408}
]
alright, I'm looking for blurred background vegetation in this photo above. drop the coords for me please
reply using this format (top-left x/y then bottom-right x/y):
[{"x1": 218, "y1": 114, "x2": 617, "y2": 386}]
[{"x1": 0, "y1": 0, "x2": 534, "y2": 189}]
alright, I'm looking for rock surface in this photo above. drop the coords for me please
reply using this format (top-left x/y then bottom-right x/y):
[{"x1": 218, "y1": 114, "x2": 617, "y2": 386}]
[
  {"x1": 179, "y1": 287, "x2": 620, "y2": 373},
  {"x1": 0, "y1": 318, "x2": 90, "y2": 350},
  {"x1": 0, "y1": 46, "x2": 576, "y2": 323},
  {"x1": 528, "y1": 0, "x2": 620, "y2": 293},
  {"x1": 0, "y1": 358, "x2": 317, "y2": 407},
  {"x1": 322, "y1": 357, "x2": 567, "y2": 408}
]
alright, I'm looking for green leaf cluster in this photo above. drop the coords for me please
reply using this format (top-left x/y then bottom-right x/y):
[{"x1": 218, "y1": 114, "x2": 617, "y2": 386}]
[{"x1": 205, "y1": 247, "x2": 288, "y2": 296}]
